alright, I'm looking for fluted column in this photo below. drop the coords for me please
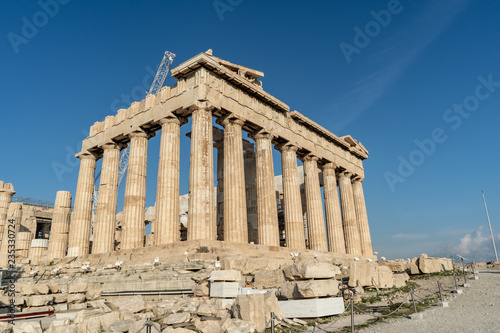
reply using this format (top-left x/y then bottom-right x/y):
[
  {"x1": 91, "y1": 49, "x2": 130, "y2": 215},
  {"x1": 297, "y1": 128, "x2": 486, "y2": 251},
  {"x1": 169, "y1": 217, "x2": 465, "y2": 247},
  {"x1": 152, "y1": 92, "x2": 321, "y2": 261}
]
[
  {"x1": 252, "y1": 132, "x2": 279, "y2": 246},
  {"x1": 0, "y1": 203, "x2": 22, "y2": 266},
  {"x1": 67, "y1": 153, "x2": 96, "y2": 256},
  {"x1": 352, "y1": 177, "x2": 373, "y2": 257},
  {"x1": 92, "y1": 143, "x2": 121, "y2": 253},
  {"x1": 215, "y1": 140, "x2": 224, "y2": 241},
  {"x1": 303, "y1": 155, "x2": 327, "y2": 251},
  {"x1": 338, "y1": 171, "x2": 362, "y2": 255},
  {"x1": 0, "y1": 182, "x2": 15, "y2": 246},
  {"x1": 244, "y1": 147, "x2": 258, "y2": 244},
  {"x1": 323, "y1": 163, "x2": 345, "y2": 253},
  {"x1": 47, "y1": 191, "x2": 72, "y2": 259},
  {"x1": 188, "y1": 104, "x2": 216, "y2": 240},
  {"x1": 279, "y1": 144, "x2": 306, "y2": 249},
  {"x1": 222, "y1": 117, "x2": 248, "y2": 243},
  {"x1": 155, "y1": 116, "x2": 185, "y2": 245},
  {"x1": 121, "y1": 130, "x2": 150, "y2": 250}
]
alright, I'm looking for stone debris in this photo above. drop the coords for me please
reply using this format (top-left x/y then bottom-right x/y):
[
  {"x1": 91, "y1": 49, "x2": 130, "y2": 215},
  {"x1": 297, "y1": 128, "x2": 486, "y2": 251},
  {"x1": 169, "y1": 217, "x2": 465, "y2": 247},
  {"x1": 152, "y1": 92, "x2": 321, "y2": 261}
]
[{"x1": 283, "y1": 262, "x2": 341, "y2": 280}]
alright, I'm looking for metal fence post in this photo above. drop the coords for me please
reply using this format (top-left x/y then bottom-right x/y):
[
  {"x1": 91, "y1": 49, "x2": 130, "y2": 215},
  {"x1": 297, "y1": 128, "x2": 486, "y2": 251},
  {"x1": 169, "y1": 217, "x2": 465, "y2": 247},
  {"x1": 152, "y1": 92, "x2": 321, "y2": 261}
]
[
  {"x1": 410, "y1": 289, "x2": 417, "y2": 314},
  {"x1": 350, "y1": 298, "x2": 354, "y2": 333}
]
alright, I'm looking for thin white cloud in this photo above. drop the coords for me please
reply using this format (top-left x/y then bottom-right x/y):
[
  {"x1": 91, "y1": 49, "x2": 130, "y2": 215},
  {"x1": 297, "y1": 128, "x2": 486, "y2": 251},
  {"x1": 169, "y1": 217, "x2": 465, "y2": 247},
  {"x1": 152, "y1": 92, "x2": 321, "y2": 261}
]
[
  {"x1": 331, "y1": 0, "x2": 471, "y2": 129},
  {"x1": 392, "y1": 233, "x2": 428, "y2": 240}
]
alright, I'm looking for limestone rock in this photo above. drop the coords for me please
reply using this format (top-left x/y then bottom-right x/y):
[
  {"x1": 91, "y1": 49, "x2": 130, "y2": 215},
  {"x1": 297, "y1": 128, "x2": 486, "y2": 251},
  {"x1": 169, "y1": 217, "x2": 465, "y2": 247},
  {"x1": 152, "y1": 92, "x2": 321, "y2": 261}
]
[
  {"x1": 35, "y1": 284, "x2": 50, "y2": 295},
  {"x1": 19, "y1": 284, "x2": 35, "y2": 296},
  {"x1": 348, "y1": 261, "x2": 378, "y2": 287},
  {"x1": 377, "y1": 261, "x2": 409, "y2": 273},
  {"x1": 164, "y1": 312, "x2": 190, "y2": 325},
  {"x1": 67, "y1": 293, "x2": 86, "y2": 304},
  {"x1": 68, "y1": 283, "x2": 88, "y2": 293},
  {"x1": 12, "y1": 321, "x2": 42, "y2": 333},
  {"x1": 109, "y1": 295, "x2": 146, "y2": 313},
  {"x1": 26, "y1": 295, "x2": 53, "y2": 307},
  {"x1": 0, "y1": 322, "x2": 12, "y2": 333},
  {"x1": 232, "y1": 294, "x2": 266, "y2": 332},
  {"x1": 192, "y1": 282, "x2": 210, "y2": 297},
  {"x1": 377, "y1": 266, "x2": 394, "y2": 289},
  {"x1": 410, "y1": 258, "x2": 420, "y2": 275},
  {"x1": 283, "y1": 263, "x2": 341, "y2": 280},
  {"x1": 53, "y1": 293, "x2": 68, "y2": 304},
  {"x1": 263, "y1": 291, "x2": 286, "y2": 321},
  {"x1": 87, "y1": 300, "x2": 113, "y2": 313},
  {"x1": 68, "y1": 303, "x2": 87, "y2": 310},
  {"x1": 96, "y1": 311, "x2": 122, "y2": 331},
  {"x1": 197, "y1": 303, "x2": 217, "y2": 317},
  {"x1": 281, "y1": 280, "x2": 339, "y2": 299},
  {"x1": 85, "y1": 289, "x2": 102, "y2": 301},
  {"x1": 107, "y1": 320, "x2": 134, "y2": 333},
  {"x1": 74, "y1": 310, "x2": 105, "y2": 325},
  {"x1": 209, "y1": 270, "x2": 242, "y2": 282},
  {"x1": 47, "y1": 283, "x2": 59, "y2": 293},
  {"x1": 195, "y1": 320, "x2": 220, "y2": 333},
  {"x1": 162, "y1": 328, "x2": 196, "y2": 333},
  {"x1": 254, "y1": 269, "x2": 285, "y2": 289}
]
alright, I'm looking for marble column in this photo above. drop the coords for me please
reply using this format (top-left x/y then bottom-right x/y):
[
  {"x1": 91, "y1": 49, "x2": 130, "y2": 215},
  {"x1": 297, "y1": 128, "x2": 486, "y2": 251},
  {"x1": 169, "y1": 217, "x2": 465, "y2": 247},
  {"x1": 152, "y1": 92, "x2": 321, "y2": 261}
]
[
  {"x1": 338, "y1": 171, "x2": 362, "y2": 255},
  {"x1": 155, "y1": 116, "x2": 185, "y2": 245},
  {"x1": 67, "y1": 153, "x2": 96, "y2": 256},
  {"x1": 279, "y1": 144, "x2": 306, "y2": 249},
  {"x1": 222, "y1": 117, "x2": 248, "y2": 243},
  {"x1": 92, "y1": 143, "x2": 120, "y2": 253},
  {"x1": 47, "y1": 191, "x2": 72, "y2": 259},
  {"x1": 215, "y1": 140, "x2": 224, "y2": 241},
  {"x1": 252, "y1": 132, "x2": 279, "y2": 246},
  {"x1": 0, "y1": 182, "x2": 15, "y2": 246},
  {"x1": 244, "y1": 146, "x2": 258, "y2": 244},
  {"x1": 188, "y1": 104, "x2": 216, "y2": 241},
  {"x1": 323, "y1": 163, "x2": 346, "y2": 253},
  {"x1": 352, "y1": 177, "x2": 373, "y2": 257},
  {"x1": 121, "y1": 130, "x2": 150, "y2": 250},
  {"x1": 0, "y1": 202, "x2": 22, "y2": 266},
  {"x1": 303, "y1": 155, "x2": 328, "y2": 251}
]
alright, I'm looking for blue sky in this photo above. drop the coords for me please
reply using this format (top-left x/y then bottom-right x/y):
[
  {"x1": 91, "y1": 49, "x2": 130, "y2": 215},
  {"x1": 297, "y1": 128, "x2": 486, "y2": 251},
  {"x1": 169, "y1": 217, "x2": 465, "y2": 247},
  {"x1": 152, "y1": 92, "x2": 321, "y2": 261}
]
[{"x1": 1, "y1": 0, "x2": 499, "y2": 261}]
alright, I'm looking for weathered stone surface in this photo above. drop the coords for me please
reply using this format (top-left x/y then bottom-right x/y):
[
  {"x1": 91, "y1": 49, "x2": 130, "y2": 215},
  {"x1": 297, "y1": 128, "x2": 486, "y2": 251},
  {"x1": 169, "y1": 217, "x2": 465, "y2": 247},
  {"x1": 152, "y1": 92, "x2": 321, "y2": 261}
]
[
  {"x1": 377, "y1": 266, "x2": 394, "y2": 289},
  {"x1": 19, "y1": 284, "x2": 35, "y2": 296},
  {"x1": 210, "y1": 282, "x2": 239, "y2": 298},
  {"x1": 377, "y1": 260, "x2": 409, "y2": 273},
  {"x1": 192, "y1": 282, "x2": 209, "y2": 297},
  {"x1": 393, "y1": 273, "x2": 407, "y2": 288},
  {"x1": 68, "y1": 302, "x2": 87, "y2": 310},
  {"x1": 12, "y1": 321, "x2": 42, "y2": 333},
  {"x1": 164, "y1": 312, "x2": 190, "y2": 325},
  {"x1": 278, "y1": 298, "x2": 345, "y2": 318},
  {"x1": 107, "y1": 320, "x2": 134, "y2": 333},
  {"x1": 348, "y1": 261, "x2": 378, "y2": 287},
  {"x1": 85, "y1": 289, "x2": 102, "y2": 301},
  {"x1": 53, "y1": 293, "x2": 68, "y2": 304},
  {"x1": 418, "y1": 255, "x2": 452, "y2": 274},
  {"x1": 109, "y1": 295, "x2": 146, "y2": 313},
  {"x1": 162, "y1": 328, "x2": 196, "y2": 333},
  {"x1": 410, "y1": 258, "x2": 420, "y2": 275},
  {"x1": 195, "y1": 320, "x2": 221, "y2": 333},
  {"x1": 283, "y1": 263, "x2": 341, "y2": 280},
  {"x1": 68, "y1": 283, "x2": 88, "y2": 294},
  {"x1": 67, "y1": 293, "x2": 86, "y2": 304},
  {"x1": 35, "y1": 284, "x2": 50, "y2": 295},
  {"x1": 96, "y1": 311, "x2": 122, "y2": 331},
  {"x1": 281, "y1": 280, "x2": 339, "y2": 299},
  {"x1": 232, "y1": 294, "x2": 266, "y2": 332},
  {"x1": 209, "y1": 270, "x2": 242, "y2": 282},
  {"x1": 26, "y1": 295, "x2": 53, "y2": 307},
  {"x1": 254, "y1": 269, "x2": 285, "y2": 289},
  {"x1": 0, "y1": 322, "x2": 12, "y2": 333},
  {"x1": 197, "y1": 303, "x2": 217, "y2": 317},
  {"x1": 48, "y1": 283, "x2": 59, "y2": 293},
  {"x1": 263, "y1": 291, "x2": 286, "y2": 321},
  {"x1": 88, "y1": 300, "x2": 112, "y2": 313}
]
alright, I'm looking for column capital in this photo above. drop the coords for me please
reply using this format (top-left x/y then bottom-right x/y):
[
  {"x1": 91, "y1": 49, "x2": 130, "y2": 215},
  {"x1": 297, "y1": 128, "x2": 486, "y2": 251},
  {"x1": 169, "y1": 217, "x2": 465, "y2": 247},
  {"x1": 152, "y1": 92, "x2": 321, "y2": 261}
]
[
  {"x1": 303, "y1": 154, "x2": 319, "y2": 163},
  {"x1": 128, "y1": 129, "x2": 155, "y2": 140},
  {"x1": 101, "y1": 141, "x2": 121, "y2": 151},
  {"x1": 249, "y1": 131, "x2": 273, "y2": 141},
  {"x1": 276, "y1": 143, "x2": 298, "y2": 153},
  {"x1": 219, "y1": 116, "x2": 245, "y2": 128},
  {"x1": 338, "y1": 170, "x2": 353, "y2": 179},
  {"x1": 158, "y1": 115, "x2": 188, "y2": 126},
  {"x1": 322, "y1": 162, "x2": 338, "y2": 171},
  {"x1": 76, "y1": 151, "x2": 97, "y2": 161},
  {"x1": 189, "y1": 101, "x2": 217, "y2": 113},
  {"x1": 352, "y1": 175, "x2": 364, "y2": 183}
]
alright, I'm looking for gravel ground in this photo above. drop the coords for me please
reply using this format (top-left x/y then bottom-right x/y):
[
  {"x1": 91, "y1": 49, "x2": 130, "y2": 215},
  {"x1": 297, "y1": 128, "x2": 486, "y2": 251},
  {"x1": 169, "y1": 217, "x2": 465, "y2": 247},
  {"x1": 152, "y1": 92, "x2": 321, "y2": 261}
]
[{"x1": 357, "y1": 268, "x2": 500, "y2": 333}]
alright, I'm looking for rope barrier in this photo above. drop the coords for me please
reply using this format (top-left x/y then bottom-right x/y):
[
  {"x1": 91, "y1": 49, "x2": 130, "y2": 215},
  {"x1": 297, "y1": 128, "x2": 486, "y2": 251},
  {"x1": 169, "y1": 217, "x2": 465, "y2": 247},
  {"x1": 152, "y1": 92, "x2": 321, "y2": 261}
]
[{"x1": 353, "y1": 291, "x2": 411, "y2": 318}]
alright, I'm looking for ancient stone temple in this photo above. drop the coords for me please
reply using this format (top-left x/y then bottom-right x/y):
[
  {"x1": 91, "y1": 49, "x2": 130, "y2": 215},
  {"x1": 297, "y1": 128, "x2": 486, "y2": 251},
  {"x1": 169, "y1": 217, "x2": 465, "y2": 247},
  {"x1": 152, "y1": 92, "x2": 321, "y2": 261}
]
[{"x1": 67, "y1": 50, "x2": 373, "y2": 259}]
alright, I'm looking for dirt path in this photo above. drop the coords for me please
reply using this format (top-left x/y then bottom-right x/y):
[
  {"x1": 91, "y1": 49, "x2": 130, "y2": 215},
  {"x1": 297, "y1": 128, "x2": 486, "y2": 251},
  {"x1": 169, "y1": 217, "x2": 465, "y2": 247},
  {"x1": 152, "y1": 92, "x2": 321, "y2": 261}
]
[{"x1": 357, "y1": 269, "x2": 500, "y2": 333}]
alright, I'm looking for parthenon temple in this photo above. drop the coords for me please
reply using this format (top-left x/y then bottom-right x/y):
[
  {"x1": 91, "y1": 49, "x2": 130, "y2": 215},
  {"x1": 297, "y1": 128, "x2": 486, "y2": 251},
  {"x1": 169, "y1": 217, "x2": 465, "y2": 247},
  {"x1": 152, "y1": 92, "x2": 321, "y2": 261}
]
[{"x1": 0, "y1": 50, "x2": 374, "y2": 263}]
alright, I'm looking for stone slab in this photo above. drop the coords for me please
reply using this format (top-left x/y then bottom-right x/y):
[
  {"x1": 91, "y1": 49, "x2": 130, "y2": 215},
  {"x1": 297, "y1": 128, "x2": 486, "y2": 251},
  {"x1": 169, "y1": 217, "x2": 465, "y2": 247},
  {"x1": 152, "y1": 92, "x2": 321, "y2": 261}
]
[
  {"x1": 409, "y1": 313, "x2": 423, "y2": 320},
  {"x1": 209, "y1": 270, "x2": 242, "y2": 282},
  {"x1": 210, "y1": 282, "x2": 239, "y2": 298},
  {"x1": 437, "y1": 302, "x2": 449, "y2": 307},
  {"x1": 240, "y1": 288, "x2": 267, "y2": 295},
  {"x1": 278, "y1": 297, "x2": 344, "y2": 318},
  {"x1": 452, "y1": 289, "x2": 463, "y2": 294}
]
